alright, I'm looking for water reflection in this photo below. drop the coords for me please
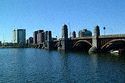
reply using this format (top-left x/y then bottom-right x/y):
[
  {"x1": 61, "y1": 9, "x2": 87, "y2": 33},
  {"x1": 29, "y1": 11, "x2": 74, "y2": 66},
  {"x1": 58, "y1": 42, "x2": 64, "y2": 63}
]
[
  {"x1": 0, "y1": 48, "x2": 125, "y2": 83},
  {"x1": 59, "y1": 51, "x2": 72, "y2": 82},
  {"x1": 90, "y1": 53, "x2": 125, "y2": 82}
]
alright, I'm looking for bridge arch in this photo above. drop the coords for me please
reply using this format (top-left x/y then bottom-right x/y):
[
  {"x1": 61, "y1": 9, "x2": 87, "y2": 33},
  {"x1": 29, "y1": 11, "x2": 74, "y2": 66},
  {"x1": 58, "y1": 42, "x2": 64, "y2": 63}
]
[
  {"x1": 73, "y1": 40, "x2": 92, "y2": 52},
  {"x1": 53, "y1": 42, "x2": 59, "y2": 50},
  {"x1": 101, "y1": 39, "x2": 125, "y2": 51}
]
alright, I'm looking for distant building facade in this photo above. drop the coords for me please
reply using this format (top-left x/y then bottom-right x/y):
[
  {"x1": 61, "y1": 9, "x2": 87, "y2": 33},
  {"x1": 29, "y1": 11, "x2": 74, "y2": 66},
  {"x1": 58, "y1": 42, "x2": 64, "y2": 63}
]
[
  {"x1": 27, "y1": 37, "x2": 33, "y2": 45},
  {"x1": 33, "y1": 31, "x2": 38, "y2": 45},
  {"x1": 78, "y1": 29, "x2": 92, "y2": 37},
  {"x1": 13, "y1": 29, "x2": 26, "y2": 45},
  {"x1": 33, "y1": 30, "x2": 45, "y2": 45},
  {"x1": 37, "y1": 30, "x2": 45, "y2": 45}
]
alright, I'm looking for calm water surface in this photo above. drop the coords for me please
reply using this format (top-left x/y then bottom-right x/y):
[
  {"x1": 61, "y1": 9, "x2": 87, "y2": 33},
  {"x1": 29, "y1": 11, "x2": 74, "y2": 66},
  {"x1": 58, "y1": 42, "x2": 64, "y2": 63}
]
[{"x1": 0, "y1": 48, "x2": 125, "y2": 83}]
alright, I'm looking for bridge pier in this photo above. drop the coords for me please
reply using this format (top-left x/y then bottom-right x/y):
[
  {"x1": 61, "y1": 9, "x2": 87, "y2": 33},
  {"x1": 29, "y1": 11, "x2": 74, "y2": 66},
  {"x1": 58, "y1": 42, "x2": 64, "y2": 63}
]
[
  {"x1": 58, "y1": 24, "x2": 69, "y2": 51},
  {"x1": 58, "y1": 38, "x2": 69, "y2": 51},
  {"x1": 89, "y1": 25, "x2": 101, "y2": 53}
]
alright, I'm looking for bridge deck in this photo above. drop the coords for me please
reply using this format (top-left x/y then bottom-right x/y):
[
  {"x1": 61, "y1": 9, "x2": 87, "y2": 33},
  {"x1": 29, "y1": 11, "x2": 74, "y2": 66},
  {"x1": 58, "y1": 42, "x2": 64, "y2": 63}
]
[{"x1": 100, "y1": 34, "x2": 125, "y2": 38}]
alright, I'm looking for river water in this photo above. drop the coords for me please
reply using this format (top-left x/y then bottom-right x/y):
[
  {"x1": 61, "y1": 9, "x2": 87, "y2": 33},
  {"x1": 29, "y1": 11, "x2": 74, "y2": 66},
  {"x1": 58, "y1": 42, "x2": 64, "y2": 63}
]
[{"x1": 0, "y1": 48, "x2": 125, "y2": 83}]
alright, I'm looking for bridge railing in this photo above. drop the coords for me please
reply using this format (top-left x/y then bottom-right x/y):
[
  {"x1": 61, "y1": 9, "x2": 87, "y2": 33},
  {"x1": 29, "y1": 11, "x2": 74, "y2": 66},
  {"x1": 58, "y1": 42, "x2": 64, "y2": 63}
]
[
  {"x1": 71, "y1": 37, "x2": 92, "y2": 40},
  {"x1": 100, "y1": 34, "x2": 125, "y2": 38}
]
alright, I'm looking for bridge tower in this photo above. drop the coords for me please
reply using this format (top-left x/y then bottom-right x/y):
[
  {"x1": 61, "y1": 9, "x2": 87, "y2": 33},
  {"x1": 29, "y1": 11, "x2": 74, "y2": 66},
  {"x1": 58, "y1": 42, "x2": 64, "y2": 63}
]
[
  {"x1": 72, "y1": 31, "x2": 76, "y2": 38},
  {"x1": 93, "y1": 25, "x2": 100, "y2": 48},
  {"x1": 89, "y1": 25, "x2": 100, "y2": 53},
  {"x1": 62, "y1": 24, "x2": 68, "y2": 39},
  {"x1": 58, "y1": 24, "x2": 69, "y2": 51}
]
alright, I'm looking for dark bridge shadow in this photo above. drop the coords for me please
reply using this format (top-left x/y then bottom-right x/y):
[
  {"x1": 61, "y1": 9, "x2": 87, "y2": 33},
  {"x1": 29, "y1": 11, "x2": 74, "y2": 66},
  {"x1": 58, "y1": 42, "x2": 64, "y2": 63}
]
[
  {"x1": 101, "y1": 39, "x2": 125, "y2": 52},
  {"x1": 72, "y1": 40, "x2": 92, "y2": 52}
]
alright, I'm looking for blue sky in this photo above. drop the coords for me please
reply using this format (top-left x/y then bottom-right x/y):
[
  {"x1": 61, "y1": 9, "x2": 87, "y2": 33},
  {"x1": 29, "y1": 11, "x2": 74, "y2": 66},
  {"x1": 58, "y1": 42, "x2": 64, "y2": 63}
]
[{"x1": 0, "y1": 0, "x2": 125, "y2": 42}]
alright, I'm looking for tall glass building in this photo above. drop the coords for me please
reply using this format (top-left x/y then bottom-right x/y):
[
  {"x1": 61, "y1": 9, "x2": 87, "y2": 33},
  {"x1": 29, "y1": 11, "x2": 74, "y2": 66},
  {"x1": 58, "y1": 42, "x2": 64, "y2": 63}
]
[{"x1": 13, "y1": 29, "x2": 26, "y2": 45}]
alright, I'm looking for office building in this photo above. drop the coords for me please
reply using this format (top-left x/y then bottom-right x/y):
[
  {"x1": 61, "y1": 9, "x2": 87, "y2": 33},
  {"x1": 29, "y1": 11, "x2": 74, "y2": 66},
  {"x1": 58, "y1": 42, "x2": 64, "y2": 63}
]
[
  {"x1": 27, "y1": 37, "x2": 33, "y2": 45},
  {"x1": 33, "y1": 31, "x2": 38, "y2": 45},
  {"x1": 37, "y1": 30, "x2": 45, "y2": 44},
  {"x1": 13, "y1": 29, "x2": 26, "y2": 45}
]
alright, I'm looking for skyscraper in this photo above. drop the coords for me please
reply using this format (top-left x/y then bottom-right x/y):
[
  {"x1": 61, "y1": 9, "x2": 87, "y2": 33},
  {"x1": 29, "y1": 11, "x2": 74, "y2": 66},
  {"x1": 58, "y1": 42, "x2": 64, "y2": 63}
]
[
  {"x1": 37, "y1": 30, "x2": 44, "y2": 45},
  {"x1": 33, "y1": 31, "x2": 38, "y2": 45},
  {"x1": 13, "y1": 29, "x2": 26, "y2": 45}
]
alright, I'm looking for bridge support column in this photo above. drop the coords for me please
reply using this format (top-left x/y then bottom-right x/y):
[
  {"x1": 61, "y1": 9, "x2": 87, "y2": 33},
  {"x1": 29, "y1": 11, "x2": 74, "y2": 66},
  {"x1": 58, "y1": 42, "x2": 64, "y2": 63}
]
[
  {"x1": 89, "y1": 25, "x2": 101, "y2": 53},
  {"x1": 59, "y1": 39, "x2": 69, "y2": 51},
  {"x1": 58, "y1": 24, "x2": 69, "y2": 51}
]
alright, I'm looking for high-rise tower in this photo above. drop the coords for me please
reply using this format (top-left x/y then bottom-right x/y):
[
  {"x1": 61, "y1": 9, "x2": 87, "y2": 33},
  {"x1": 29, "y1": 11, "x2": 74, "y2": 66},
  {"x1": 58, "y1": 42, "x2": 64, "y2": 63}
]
[{"x1": 13, "y1": 29, "x2": 26, "y2": 45}]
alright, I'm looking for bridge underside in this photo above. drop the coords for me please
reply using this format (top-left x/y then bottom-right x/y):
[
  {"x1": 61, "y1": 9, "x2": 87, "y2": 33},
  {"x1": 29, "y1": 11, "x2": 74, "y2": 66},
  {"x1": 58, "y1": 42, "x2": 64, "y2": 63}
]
[
  {"x1": 72, "y1": 42, "x2": 91, "y2": 52},
  {"x1": 102, "y1": 40, "x2": 125, "y2": 52}
]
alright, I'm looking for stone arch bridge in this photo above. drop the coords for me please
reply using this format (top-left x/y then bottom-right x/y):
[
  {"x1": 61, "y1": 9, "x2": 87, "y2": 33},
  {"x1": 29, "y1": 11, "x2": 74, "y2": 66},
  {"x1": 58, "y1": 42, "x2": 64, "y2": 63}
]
[
  {"x1": 52, "y1": 34, "x2": 125, "y2": 52},
  {"x1": 36, "y1": 25, "x2": 125, "y2": 53}
]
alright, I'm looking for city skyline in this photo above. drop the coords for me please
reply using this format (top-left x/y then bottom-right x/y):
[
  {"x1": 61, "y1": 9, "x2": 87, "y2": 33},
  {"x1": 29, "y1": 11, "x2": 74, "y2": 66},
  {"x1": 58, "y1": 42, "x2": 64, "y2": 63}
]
[{"x1": 0, "y1": 0, "x2": 125, "y2": 42}]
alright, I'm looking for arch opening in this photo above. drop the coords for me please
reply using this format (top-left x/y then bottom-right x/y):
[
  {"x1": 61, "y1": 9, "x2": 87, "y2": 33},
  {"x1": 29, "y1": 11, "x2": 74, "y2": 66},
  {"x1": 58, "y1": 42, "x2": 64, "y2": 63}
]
[
  {"x1": 73, "y1": 40, "x2": 92, "y2": 52},
  {"x1": 52, "y1": 42, "x2": 59, "y2": 50},
  {"x1": 101, "y1": 39, "x2": 125, "y2": 52}
]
